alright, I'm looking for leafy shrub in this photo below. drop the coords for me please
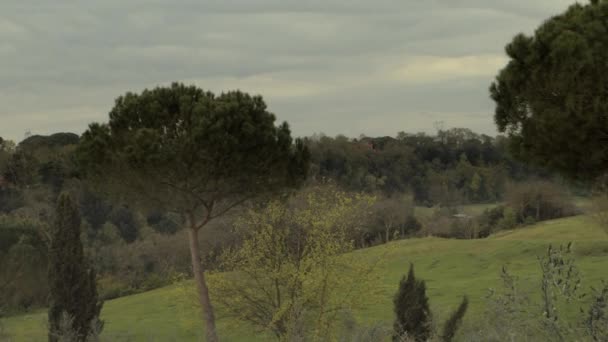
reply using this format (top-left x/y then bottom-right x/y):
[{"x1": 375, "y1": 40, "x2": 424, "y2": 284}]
[
  {"x1": 359, "y1": 195, "x2": 414, "y2": 246},
  {"x1": 476, "y1": 206, "x2": 505, "y2": 237},
  {"x1": 97, "y1": 276, "x2": 136, "y2": 301},
  {"x1": 474, "y1": 244, "x2": 608, "y2": 341},
  {"x1": 0, "y1": 216, "x2": 47, "y2": 313},
  {"x1": 505, "y1": 181, "x2": 578, "y2": 223},
  {"x1": 476, "y1": 182, "x2": 576, "y2": 236},
  {"x1": 0, "y1": 186, "x2": 24, "y2": 213},
  {"x1": 109, "y1": 206, "x2": 139, "y2": 243},
  {"x1": 496, "y1": 207, "x2": 517, "y2": 231},
  {"x1": 403, "y1": 215, "x2": 422, "y2": 236},
  {"x1": 424, "y1": 216, "x2": 455, "y2": 238},
  {"x1": 88, "y1": 217, "x2": 239, "y2": 299},
  {"x1": 212, "y1": 186, "x2": 376, "y2": 340},
  {"x1": 0, "y1": 215, "x2": 43, "y2": 254},
  {"x1": 146, "y1": 211, "x2": 179, "y2": 235}
]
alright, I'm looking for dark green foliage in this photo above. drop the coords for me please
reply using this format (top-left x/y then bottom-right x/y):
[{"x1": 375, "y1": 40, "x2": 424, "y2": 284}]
[
  {"x1": 393, "y1": 264, "x2": 432, "y2": 342},
  {"x1": 442, "y1": 296, "x2": 468, "y2": 342},
  {"x1": 146, "y1": 211, "x2": 179, "y2": 235},
  {"x1": 491, "y1": 0, "x2": 608, "y2": 181},
  {"x1": 38, "y1": 160, "x2": 69, "y2": 194},
  {"x1": 19, "y1": 133, "x2": 79, "y2": 151},
  {"x1": 79, "y1": 187, "x2": 113, "y2": 231},
  {"x1": 411, "y1": 176, "x2": 431, "y2": 206},
  {"x1": 0, "y1": 217, "x2": 43, "y2": 255},
  {"x1": 2, "y1": 133, "x2": 79, "y2": 192},
  {"x1": 403, "y1": 215, "x2": 422, "y2": 235},
  {"x1": 109, "y1": 206, "x2": 139, "y2": 243},
  {"x1": 0, "y1": 137, "x2": 13, "y2": 176},
  {"x1": 0, "y1": 217, "x2": 47, "y2": 313},
  {"x1": 77, "y1": 83, "x2": 309, "y2": 215},
  {"x1": 3, "y1": 151, "x2": 37, "y2": 187},
  {"x1": 308, "y1": 130, "x2": 542, "y2": 205},
  {"x1": 0, "y1": 231, "x2": 47, "y2": 313},
  {"x1": 48, "y1": 193, "x2": 102, "y2": 342},
  {"x1": 0, "y1": 186, "x2": 24, "y2": 214},
  {"x1": 477, "y1": 206, "x2": 506, "y2": 237}
]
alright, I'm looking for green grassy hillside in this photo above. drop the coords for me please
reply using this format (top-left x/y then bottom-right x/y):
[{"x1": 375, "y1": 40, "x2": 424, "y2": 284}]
[{"x1": 3, "y1": 215, "x2": 607, "y2": 341}]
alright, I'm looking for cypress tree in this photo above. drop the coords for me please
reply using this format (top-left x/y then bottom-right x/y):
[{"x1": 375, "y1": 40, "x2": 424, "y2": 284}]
[
  {"x1": 48, "y1": 193, "x2": 103, "y2": 342},
  {"x1": 441, "y1": 296, "x2": 468, "y2": 342},
  {"x1": 393, "y1": 263, "x2": 432, "y2": 342}
]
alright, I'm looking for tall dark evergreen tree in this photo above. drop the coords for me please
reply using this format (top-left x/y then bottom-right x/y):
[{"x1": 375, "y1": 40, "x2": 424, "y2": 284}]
[
  {"x1": 48, "y1": 193, "x2": 103, "y2": 342},
  {"x1": 491, "y1": 0, "x2": 608, "y2": 181},
  {"x1": 393, "y1": 264, "x2": 432, "y2": 342},
  {"x1": 441, "y1": 296, "x2": 468, "y2": 342}
]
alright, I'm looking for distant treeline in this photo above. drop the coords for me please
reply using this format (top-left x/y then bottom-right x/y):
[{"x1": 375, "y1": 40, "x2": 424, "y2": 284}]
[
  {"x1": 306, "y1": 128, "x2": 552, "y2": 205},
  {"x1": 1, "y1": 128, "x2": 554, "y2": 215}
]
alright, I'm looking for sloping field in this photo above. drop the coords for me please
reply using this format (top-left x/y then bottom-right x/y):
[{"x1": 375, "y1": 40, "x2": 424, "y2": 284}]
[{"x1": 3, "y1": 215, "x2": 607, "y2": 341}]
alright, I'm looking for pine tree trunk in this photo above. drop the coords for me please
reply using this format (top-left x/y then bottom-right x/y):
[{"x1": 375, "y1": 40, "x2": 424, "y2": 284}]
[{"x1": 187, "y1": 225, "x2": 219, "y2": 342}]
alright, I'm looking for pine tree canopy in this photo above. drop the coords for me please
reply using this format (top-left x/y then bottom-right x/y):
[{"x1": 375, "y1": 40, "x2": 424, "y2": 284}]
[{"x1": 491, "y1": 0, "x2": 608, "y2": 181}]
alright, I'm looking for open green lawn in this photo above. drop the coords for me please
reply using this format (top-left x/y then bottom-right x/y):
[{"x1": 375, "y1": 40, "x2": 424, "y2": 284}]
[{"x1": 3, "y1": 215, "x2": 607, "y2": 341}]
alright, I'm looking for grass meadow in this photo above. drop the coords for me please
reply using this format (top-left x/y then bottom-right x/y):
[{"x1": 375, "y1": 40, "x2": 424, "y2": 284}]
[{"x1": 3, "y1": 214, "x2": 607, "y2": 341}]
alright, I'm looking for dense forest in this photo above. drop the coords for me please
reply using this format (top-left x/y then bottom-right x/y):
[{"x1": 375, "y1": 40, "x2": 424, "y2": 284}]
[
  {"x1": 306, "y1": 128, "x2": 552, "y2": 204},
  {"x1": 0, "y1": 128, "x2": 577, "y2": 316}
]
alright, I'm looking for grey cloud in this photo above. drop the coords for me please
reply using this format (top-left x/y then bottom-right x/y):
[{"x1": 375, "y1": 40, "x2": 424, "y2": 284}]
[
  {"x1": 270, "y1": 76, "x2": 496, "y2": 136},
  {"x1": 0, "y1": 0, "x2": 575, "y2": 141}
]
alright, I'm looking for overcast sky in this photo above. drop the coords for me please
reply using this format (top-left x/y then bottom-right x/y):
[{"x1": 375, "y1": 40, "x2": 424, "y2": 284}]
[{"x1": 1, "y1": 0, "x2": 574, "y2": 142}]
